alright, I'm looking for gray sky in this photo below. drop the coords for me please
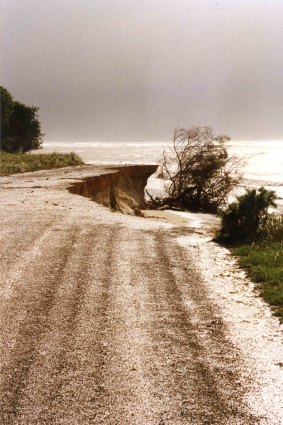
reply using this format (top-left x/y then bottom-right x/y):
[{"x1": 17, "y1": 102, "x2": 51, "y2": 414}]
[{"x1": 1, "y1": 0, "x2": 283, "y2": 141}]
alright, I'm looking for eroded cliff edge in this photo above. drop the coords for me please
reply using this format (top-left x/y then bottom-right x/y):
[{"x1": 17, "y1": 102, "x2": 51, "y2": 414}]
[{"x1": 68, "y1": 165, "x2": 158, "y2": 215}]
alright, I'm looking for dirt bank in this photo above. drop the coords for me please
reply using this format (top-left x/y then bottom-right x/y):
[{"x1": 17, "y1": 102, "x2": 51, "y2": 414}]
[
  {"x1": 68, "y1": 164, "x2": 157, "y2": 215},
  {"x1": 0, "y1": 165, "x2": 282, "y2": 424}
]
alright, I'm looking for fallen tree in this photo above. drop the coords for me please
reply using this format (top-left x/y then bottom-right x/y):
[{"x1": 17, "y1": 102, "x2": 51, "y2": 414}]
[{"x1": 147, "y1": 127, "x2": 243, "y2": 213}]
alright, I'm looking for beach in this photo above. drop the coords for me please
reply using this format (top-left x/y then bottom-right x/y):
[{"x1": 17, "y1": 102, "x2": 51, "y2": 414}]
[{"x1": 0, "y1": 163, "x2": 283, "y2": 424}]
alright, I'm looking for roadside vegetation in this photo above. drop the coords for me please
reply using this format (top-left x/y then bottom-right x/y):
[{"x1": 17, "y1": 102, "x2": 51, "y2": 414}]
[
  {"x1": 217, "y1": 188, "x2": 283, "y2": 322},
  {"x1": 232, "y1": 241, "x2": 283, "y2": 321},
  {"x1": 0, "y1": 86, "x2": 84, "y2": 174},
  {"x1": 0, "y1": 151, "x2": 83, "y2": 175}
]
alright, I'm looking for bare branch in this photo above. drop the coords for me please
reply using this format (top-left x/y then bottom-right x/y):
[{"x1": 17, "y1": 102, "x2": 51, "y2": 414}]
[{"x1": 147, "y1": 127, "x2": 243, "y2": 213}]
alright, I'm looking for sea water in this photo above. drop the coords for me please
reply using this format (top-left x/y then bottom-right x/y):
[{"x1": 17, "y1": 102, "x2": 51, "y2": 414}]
[{"x1": 43, "y1": 140, "x2": 283, "y2": 210}]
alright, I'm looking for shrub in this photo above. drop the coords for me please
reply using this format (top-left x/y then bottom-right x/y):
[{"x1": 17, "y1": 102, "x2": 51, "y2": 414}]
[{"x1": 218, "y1": 187, "x2": 278, "y2": 242}]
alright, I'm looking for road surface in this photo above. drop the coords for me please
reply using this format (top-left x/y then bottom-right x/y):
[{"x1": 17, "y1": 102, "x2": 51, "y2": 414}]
[{"x1": 0, "y1": 166, "x2": 282, "y2": 424}]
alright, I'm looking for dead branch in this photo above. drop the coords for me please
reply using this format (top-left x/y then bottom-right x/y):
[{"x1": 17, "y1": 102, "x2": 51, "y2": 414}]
[{"x1": 147, "y1": 127, "x2": 243, "y2": 213}]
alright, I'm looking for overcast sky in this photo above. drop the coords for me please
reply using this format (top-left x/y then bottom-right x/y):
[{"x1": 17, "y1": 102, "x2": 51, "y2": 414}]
[{"x1": 1, "y1": 0, "x2": 283, "y2": 141}]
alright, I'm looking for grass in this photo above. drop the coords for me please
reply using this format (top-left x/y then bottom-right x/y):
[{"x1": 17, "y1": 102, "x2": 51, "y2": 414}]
[
  {"x1": 0, "y1": 151, "x2": 84, "y2": 175},
  {"x1": 232, "y1": 241, "x2": 283, "y2": 322}
]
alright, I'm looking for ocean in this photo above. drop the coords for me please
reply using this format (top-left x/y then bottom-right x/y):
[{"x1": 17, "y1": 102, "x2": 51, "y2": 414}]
[{"x1": 42, "y1": 140, "x2": 283, "y2": 210}]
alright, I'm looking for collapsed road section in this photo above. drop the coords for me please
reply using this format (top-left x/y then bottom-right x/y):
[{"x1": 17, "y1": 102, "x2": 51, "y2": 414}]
[{"x1": 68, "y1": 165, "x2": 158, "y2": 215}]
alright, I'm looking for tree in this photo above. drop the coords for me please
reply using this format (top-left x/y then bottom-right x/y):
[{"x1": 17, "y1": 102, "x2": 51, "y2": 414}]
[
  {"x1": 148, "y1": 127, "x2": 243, "y2": 213},
  {"x1": 0, "y1": 86, "x2": 43, "y2": 152},
  {"x1": 0, "y1": 87, "x2": 14, "y2": 142},
  {"x1": 219, "y1": 187, "x2": 278, "y2": 242}
]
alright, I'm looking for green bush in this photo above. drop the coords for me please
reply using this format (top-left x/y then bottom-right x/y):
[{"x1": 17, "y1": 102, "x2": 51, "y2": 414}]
[
  {"x1": 0, "y1": 86, "x2": 43, "y2": 152},
  {"x1": 218, "y1": 187, "x2": 277, "y2": 242}
]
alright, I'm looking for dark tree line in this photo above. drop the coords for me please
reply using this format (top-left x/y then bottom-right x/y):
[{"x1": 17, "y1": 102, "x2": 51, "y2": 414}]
[{"x1": 0, "y1": 86, "x2": 43, "y2": 152}]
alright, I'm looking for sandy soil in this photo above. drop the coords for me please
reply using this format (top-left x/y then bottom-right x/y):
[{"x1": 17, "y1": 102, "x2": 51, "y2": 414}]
[{"x1": 0, "y1": 165, "x2": 282, "y2": 425}]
